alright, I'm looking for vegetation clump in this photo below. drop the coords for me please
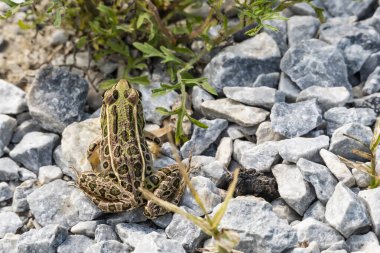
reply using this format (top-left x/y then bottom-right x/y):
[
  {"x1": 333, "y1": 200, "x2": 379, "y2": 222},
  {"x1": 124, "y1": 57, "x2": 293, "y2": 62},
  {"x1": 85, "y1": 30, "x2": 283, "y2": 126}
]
[{"x1": 1, "y1": 0, "x2": 323, "y2": 143}]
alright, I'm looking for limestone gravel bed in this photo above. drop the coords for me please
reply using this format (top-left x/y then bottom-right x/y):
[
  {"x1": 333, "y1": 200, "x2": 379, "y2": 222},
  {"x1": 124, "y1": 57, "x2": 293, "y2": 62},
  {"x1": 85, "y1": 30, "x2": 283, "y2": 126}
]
[{"x1": 1, "y1": 1, "x2": 380, "y2": 253}]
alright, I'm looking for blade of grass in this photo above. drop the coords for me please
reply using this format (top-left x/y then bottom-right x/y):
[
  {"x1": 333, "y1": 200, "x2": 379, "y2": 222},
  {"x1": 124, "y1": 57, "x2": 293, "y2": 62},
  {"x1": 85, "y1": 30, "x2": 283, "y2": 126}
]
[{"x1": 211, "y1": 169, "x2": 239, "y2": 230}]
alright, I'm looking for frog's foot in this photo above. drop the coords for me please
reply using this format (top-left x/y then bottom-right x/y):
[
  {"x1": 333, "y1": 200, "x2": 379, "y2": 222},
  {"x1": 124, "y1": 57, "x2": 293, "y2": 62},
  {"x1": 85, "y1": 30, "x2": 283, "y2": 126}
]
[
  {"x1": 144, "y1": 164, "x2": 185, "y2": 219},
  {"x1": 77, "y1": 172, "x2": 139, "y2": 213}
]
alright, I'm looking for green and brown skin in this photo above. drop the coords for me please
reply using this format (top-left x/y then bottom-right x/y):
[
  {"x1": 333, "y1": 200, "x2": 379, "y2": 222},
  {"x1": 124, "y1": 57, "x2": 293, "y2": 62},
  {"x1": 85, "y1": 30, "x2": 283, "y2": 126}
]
[{"x1": 75, "y1": 79, "x2": 185, "y2": 218}]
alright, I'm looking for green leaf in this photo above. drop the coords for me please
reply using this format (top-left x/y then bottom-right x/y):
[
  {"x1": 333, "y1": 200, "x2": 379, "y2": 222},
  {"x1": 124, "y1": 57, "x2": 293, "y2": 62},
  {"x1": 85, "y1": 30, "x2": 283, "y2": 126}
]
[
  {"x1": 106, "y1": 39, "x2": 130, "y2": 58},
  {"x1": 188, "y1": 116, "x2": 208, "y2": 128},
  {"x1": 160, "y1": 46, "x2": 183, "y2": 64},
  {"x1": 156, "y1": 107, "x2": 178, "y2": 116},
  {"x1": 76, "y1": 36, "x2": 88, "y2": 49},
  {"x1": 126, "y1": 75, "x2": 150, "y2": 85},
  {"x1": 17, "y1": 19, "x2": 32, "y2": 30},
  {"x1": 53, "y1": 7, "x2": 64, "y2": 27},
  {"x1": 133, "y1": 42, "x2": 164, "y2": 58},
  {"x1": 99, "y1": 79, "x2": 117, "y2": 90}
]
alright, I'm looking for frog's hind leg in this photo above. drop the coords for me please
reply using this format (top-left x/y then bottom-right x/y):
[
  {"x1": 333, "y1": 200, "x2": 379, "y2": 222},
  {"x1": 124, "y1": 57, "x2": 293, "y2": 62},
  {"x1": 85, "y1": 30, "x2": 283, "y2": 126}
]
[
  {"x1": 144, "y1": 164, "x2": 185, "y2": 218},
  {"x1": 77, "y1": 172, "x2": 139, "y2": 213}
]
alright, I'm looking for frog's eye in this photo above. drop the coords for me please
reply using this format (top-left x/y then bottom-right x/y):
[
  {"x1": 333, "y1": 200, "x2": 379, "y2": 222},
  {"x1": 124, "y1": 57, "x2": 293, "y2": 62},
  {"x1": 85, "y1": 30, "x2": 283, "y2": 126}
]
[{"x1": 112, "y1": 89, "x2": 119, "y2": 100}]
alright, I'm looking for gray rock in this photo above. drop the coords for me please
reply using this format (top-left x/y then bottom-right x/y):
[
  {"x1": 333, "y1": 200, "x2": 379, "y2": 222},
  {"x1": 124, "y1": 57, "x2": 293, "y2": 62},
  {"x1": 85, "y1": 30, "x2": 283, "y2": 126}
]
[
  {"x1": 94, "y1": 224, "x2": 118, "y2": 242},
  {"x1": 297, "y1": 158, "x2": 338, "y2": 204},
  {"x1": 27, "y1": 66, "x2": 88, "y2": 133},
  {"x1": 363, "y1": 66, "x2": 380, "y2": 95},
  {"x1": 272, "y1": 164, "x2": 316, "y2": 215},
  {"x1": 359, "y1": 188, "x2": 380, "y2": 237},
  {"x1": 153, "y1": 155, "x2": 176, "y2": 169},
  {"x1": 0, "y1": 212, "x2": 22, "y2": 238},
  {"x1": 233, "y1": 140, "x2": 280, "y2": 172},
  {"x1": 70, "y1": 221, "x2": 105, "y2": 238},
  {"x1": 27, "y1": 179, "x2": 101, "y2": 228},
  {"x1": 280, "y1": 39, "x2": 350, "y2": 91},
  {"x1": 271, "y1": 99, "x2": 323, "y2": 138},
  {"x1": 294, "y1": 218, "x2": 344, "y2": 250},
  {"x1": 116, "y1": 223, "x2": 159, "y2": 248},
  {"x1": 9, "y1": 131, "x2": 59, "y2": 173},
  {"x1": 320, "y1": 149, "x2": 355, "y2": 187},
  {"x1": 0, "y1": 233, "x2": 19, "y2": 253},
  {"x1": 180, "y1": 176, "x2": 222, "y2": 216},
  {"x1": 0, "y1": 157, "x2": 19, "y2": 181},
  {"x1": 61, "y1": 118, "x2": 100, "y2": 178},
  {"x1": 251, "y1": 72, "x2": 280, "y2": 88},
  {"x1": 0, "y1": 79, "x2": 27, "y2": 114},
  {"x1": 354, "y1": 93, "x2": 380, "y2": 115},
  {"x1": 287, "y1": 2, "x2": 318, "y2": 16},
  {"x1": 264, "y1": 19, "x2": 288, "y2": 56},
  {"x1": 165, "y1": 207, "x2": 207, "y2": 252},
  {"x1": 53, "y1": 145, "x2": 71, "y2": 178},
  {"x1": 278, "y1": 72, "x2": 300, "y2": 102},
  {"x1": 133, "y1": 232, "x2": 186, "y2": 253},
  {"x1": 151, "y1": 213, "x2": 173, "y2": 229},
  {"x1": 0, "y1": 182, "x2": 13, "y2": 202},
  {"x1": 287, "y1": 16, "x2": 320, "y2": 47},
  {"x1": 362, "y1": 6, "x2": 380, "y2": 33},
  {"x1": 360, "y1": 51, "x2": 380, "y2": 82},
  {"x1": 0, "y1": 114, "x2": 17, "y2": 157},
  {"x1": 12, "y1": 179, "x2": 36, "y2": 212},
  {"x1": 225, "y1": 124, "x2": 258, "y2": 140},
  {"x1": 329, "y1": 123, "x2": 372, "y2": 162},
  {"x1": 204, "y1": 32, "x2": 281, "y2": 94},
  {"x1": 271, "y1": 198, "x2": 301, "y2": 224},
  {"x1": 323, "y1": 240, "x2": 348, "y2": 252},
  {"x1": 224, "y1": 86, "x2": 285, "y2": 109},
  {"x1": 278, "y1": 135, "x2": 330, "y2": 163},
  {"x1": 303, "y1": 201, "x2": 326, "y2": 223},
  {"x1": 352, "y1": 168, "x2": 371, "y2": 187},
  {"x1": 256, "y1": 121, "x2": 284, "y2": 144},
  {"x1": 346, "y1": 231, "x2": 379, "y2": 252},
  {"x1": 191, "y1": 86, "x2": 214, "y2": 114},
  {"x1": 201, "y1": 98, "x2": 269, "y2": 127},
  {"x1": 133, "y1": 73, "x2": 179, "y2": 125},
  {"x1": 182, "y1": 156, "x2": 227, "y2": 185},
  {"x1": 180, "y1": 118, "x2": 228, "y2": 158},
  {"x1": 84, "y1": 240, "x2": 133, "y2": 253},
  {"x1": 18, "y1": 167, "x2": 37, "y2": 181},
  {"x1": 57, "y1": 235, "x2": 94, "y2": 253},
  {"x1": 325, "y1": 182, "x2": 370, "y2": 238},
  {"x1": 18, "y1": 224, "x2": 68, "y2": 253},
  {"x1": 296, "y1": 86, "x2": 350, "y2": 111},
  {"x1": 319, "y1": 23, "x2": 380, "y2": 75},
  {"x1": 106, "y1": 207, "x2": 147, "y2": 225},
  {"x1": 212, "y1": 196, "x2": 297, "y2": 253},
  {"x1": 286, "y1": 241, "x2": 320, "y2": 253},
  {"x1": 49, "y1": 29, "x2": 68, "y2": 46},
  {"x1": 11, "y1": 119, "x2": 43, "y2": 144},
  {"x1": 38, "y1": 165, "x2": 63, "y2": 184},
  {"x1": 324, "y1": 107, "x2": 376, "y2": 135},
  {"x1": 320, "y1": 0, "x2": 377, "y2": 19},
  {"x1": 215, "y1": 137, "x2": 233, "y2": 168}
]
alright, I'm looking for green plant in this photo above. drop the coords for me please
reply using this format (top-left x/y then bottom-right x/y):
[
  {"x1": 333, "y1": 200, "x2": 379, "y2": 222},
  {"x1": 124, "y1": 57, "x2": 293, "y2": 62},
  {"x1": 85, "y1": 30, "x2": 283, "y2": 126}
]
[
  {"x1": 0, "y1": 0, "x2": 324, "y2": 144},
  {"x1": 339, "y1": 117, "x2": 380, "y2": 188},
  {"x1": 139, "y1": 141, "x2": 241, "y2": 253}
]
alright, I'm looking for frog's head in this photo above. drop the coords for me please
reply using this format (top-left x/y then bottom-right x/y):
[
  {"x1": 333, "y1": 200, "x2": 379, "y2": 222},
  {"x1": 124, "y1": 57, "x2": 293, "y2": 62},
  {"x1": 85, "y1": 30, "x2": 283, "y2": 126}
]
[{"x1": 103, "y1": 79, "x2": 141, "y2": 106}]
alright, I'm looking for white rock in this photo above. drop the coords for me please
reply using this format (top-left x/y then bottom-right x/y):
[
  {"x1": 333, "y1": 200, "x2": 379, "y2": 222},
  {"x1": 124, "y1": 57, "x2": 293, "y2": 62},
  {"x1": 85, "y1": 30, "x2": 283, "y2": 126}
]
[
  {"x1": 38, "y1": 165, "x2": 63, "y2": 184},
  {"x1": 272, "y1": 164, "x2": 316, "y2": 215},
  {"x1": 320, "y1": 149, "x2": 355, "y2": 187}
]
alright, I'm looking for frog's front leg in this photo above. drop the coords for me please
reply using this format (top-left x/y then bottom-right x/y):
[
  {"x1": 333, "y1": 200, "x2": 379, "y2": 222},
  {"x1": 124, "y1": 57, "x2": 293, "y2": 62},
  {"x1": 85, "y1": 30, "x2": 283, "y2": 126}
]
[
  {"x1": 143, "y1": 165, "x2": 185, "y2": 218},
  {"x1": 87, "y1": 137, "x2": 101, "y2": 173},
  {"x1": 77, "y1": 172, "x2": 140, "y2": 213}
]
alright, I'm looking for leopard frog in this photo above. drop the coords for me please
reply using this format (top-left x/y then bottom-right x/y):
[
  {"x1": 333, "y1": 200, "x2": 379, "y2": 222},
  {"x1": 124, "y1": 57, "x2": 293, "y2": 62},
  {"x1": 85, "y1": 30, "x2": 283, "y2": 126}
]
[{"x1": 75, "y1": 79, "x2": 185, "y2": 218}]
